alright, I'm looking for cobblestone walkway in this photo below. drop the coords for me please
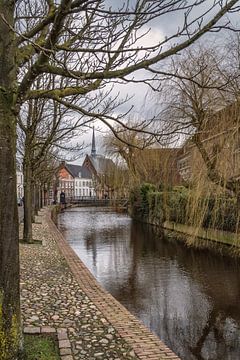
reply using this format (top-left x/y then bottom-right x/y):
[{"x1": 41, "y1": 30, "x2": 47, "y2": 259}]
[{"x1": 20, "y1": 208, "x2": 180, "y2": 360}]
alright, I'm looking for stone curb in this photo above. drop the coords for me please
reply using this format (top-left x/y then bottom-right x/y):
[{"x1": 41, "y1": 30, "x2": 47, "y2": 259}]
[
  {"x1": 24, "y1": 326, "x2": 74, "y2": 360},
  {"x1": 46, "y1": 209, "x2": 181, "y2": 360}
]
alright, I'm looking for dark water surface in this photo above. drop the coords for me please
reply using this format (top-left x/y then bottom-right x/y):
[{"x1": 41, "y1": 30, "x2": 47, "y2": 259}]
[{"x1": 58, "y1": 207, "x2": 240, "y2": 360}]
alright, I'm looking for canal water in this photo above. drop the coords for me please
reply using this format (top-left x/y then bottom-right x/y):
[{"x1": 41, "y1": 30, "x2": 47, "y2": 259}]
[{"x1": 58, "y1": 207, "x2": 240, "y2": 360}]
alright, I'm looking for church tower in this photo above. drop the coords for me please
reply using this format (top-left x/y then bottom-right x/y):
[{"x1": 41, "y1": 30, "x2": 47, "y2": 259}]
[{"x1": 91, "y1": 126, "x2": 96, "y2": 157}]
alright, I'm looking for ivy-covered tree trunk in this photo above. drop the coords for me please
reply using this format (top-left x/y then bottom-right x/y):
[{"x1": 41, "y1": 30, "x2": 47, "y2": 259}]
[{"x1": 0, "y1": 1, "x2": 22, "y2": 359}]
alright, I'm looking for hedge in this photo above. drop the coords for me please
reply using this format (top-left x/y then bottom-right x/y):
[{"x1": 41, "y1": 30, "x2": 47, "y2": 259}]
[{"x1": 130, "y1": 183, "x2": 239, "y2": 233}]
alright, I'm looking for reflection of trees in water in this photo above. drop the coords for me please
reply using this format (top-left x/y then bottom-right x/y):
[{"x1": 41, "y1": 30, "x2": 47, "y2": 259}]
[
  {"x1": 189, "y1": 310, "x2": 226, "y2": 360},
  {"x1": 85, "y1": 232, "x2": 97, "y2": 267},
  {"x1": 82, "y1": 216, "x2": 139, "y2": 304},
  {"x1": 61, "y1": 210, "x2": 240, "y2": 360},
  {"x1": 129, "y1": 221, "x2": 240, "y2": 360}
]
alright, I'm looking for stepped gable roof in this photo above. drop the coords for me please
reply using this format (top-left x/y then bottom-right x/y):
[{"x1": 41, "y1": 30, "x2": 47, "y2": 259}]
[
  {"x1": 65, "y1": 163, "x2": 92, "y2": 179},
  {"x1": 88, "y1": 154, "x2": 115, "y2": 174}
]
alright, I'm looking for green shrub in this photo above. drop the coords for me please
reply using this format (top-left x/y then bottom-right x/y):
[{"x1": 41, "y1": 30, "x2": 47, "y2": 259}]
[
  {"x1": 130, "y1": 183, "x2": 156, "y2": 221},
  {"x1": 130, "y1": 183, "x2": 239, "y2": 233},
  {"x1": 148, "y1": 191, "x2": 165, "y2": 225},
  {"x1": 202, "y1": 197, "x2": 238, "y2": 232}
]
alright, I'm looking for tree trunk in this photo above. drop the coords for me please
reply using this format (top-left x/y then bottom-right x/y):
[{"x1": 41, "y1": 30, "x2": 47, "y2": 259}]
[
  {"x1": 40, "y1": 186, "x2": 43, "y2": 208},
  {"x1": 34, "y1": 183, "x2": 39, "y2": 215},
  {"x1": 0, "y1": 2, "x2": 22, "y2": 358},
  {"x1": 37, "y1": 184, "x2": 40, "y2": 212},
  {"x1": 31, "y1": 182, "x2": 36, "y2": 222},
  {"x1": 236, "y1": 193, "x2": 240, "y2": 234},
  {"x1": 23, "y1": 157, "x2": 33, "y2": 243}
]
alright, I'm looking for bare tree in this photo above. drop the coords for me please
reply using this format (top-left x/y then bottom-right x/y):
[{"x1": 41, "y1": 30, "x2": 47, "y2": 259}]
[
  {"x1": 0, "y1": 0, "x2": 239, "y2": 358},
  {"x1": 158, "y1": 45, "x2": 240, "y2": 193},
  {"x1": 17, "y1": 93, "x2": 91, "y2": 243},
  {"x1": 104, "y1": 128, "x2": 155, "y2": 184},
  {"x1": 156, "y1": 44, "x2": 240, "y2": 234},
  {"x1": 105, "y1": 129, "x2": 180, "y2": 189}
]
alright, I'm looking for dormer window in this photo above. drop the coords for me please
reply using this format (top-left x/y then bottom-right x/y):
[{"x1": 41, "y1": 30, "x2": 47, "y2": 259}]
[{"x1": 78, "y1": 172, "x2": 81, "y2": 178}]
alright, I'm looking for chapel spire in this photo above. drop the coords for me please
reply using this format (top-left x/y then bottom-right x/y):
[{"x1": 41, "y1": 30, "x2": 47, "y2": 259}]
[{"x1": 91, "y1": 126, "x2": 96, "y2": 157}]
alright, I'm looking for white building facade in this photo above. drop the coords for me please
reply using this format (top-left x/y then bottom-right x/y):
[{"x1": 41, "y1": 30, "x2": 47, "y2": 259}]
[
  {"x1": 58, "y1": 163, "x2": 96, "y2": 200},
  {"x1": 74, "y1": 176, "x2": 96, "y2": 198}
]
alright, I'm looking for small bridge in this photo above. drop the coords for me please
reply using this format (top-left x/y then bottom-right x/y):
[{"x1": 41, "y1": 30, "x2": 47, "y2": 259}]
[{"x1": 66, "y1": 197, "x2": 129, "y2": 210}]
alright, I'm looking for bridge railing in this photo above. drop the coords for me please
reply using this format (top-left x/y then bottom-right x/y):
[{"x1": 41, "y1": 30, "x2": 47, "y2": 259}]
[
  {"x1": 66, "y1": 196, "x2": 97, "y2": 202},
  {"x1": 65, "y1": 196, "x2": 128, "y2": 207}
]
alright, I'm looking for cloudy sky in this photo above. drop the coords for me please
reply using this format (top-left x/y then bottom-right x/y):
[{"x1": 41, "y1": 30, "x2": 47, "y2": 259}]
[{"x1": 71, "y1": 0, "x2": 240, "y2": 164}]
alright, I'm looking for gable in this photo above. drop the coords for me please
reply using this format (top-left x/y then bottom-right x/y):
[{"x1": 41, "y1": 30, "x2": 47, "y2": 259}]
[
  {"x1": 83, "y1": 155, "x2": 98, "y2": 176},
  {"x1": 59, "y1": 167, "x2": 74, "y2": 180}
]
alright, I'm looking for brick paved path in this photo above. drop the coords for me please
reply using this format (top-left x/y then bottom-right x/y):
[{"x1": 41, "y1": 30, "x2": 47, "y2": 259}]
[{"x1": 20, "y1": 208, "x2": 180, "y2": 360}]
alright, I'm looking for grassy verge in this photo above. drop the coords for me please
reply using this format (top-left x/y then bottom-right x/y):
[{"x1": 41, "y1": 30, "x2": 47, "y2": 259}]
[{"x1": 24, "y1": 335, "x2": 60, "y2": 360}]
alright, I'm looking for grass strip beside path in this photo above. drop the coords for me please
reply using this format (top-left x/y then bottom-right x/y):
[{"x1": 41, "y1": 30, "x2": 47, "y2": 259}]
[{"x1": 24, "y1": 335, "x2": 60, "y2": 360}]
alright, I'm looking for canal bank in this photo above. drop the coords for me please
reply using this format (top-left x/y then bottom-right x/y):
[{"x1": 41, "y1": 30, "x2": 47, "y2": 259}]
[
  {"x1": 58, "y1": 207, "x2": 240, "y2": 360},
  {"x1": 129, "y1": 184, "x2": 240, "y2": 256},
  {"x1": 20, "y1": 207, "x2": 180, "y2": 360}
]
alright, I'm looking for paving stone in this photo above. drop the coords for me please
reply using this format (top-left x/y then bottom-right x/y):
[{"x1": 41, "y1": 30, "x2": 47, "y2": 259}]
[
  {"x1": 29, "y1": 315, "x2": 39, "y2": 322},
  {"x1": 58, "y1": 332, "x2": 69, "y2": 340},
  {"x1": 59, "y1": 339, "x2": 71, "y2": 348},
  {"x1": 57, "y1": 328, "x2": 68, "y2": 334},
  {"x1": 24, "y1": 326, "x2": 41, "y2": 334},
  {"x1": 60, "y1": 348, "x2": 72, "y2": 355},
  {"x1": 41, "y1": 326, "x2": 56, "y2": 333}
]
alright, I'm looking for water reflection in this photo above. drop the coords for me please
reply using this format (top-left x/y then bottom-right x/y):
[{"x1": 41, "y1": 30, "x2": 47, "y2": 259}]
[{"x1": 58, "y1": 207, "x2": 240, "y2": 360}]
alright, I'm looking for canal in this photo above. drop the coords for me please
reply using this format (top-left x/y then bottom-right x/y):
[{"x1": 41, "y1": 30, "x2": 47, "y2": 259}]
[{"x1": 58, "y1": 207, "x2": 240, "y2": 360}]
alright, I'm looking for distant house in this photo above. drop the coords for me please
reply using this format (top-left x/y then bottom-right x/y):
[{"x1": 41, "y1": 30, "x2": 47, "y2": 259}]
[
  {"x1": 58, "y1": 163, "x2": 75, "y2": 199},
  {"x1": 82, "y1": 128, "x2": 116, "y2": 199},
  {"x1": 58, "y1": 162, "x2": 95, "y2": 200},
  {"x1": 177, "y1": 101, "x2": 240, "y2": 185},
  {"x1": 64, "y1": 163, "x2": 95, "y2": 198}
]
